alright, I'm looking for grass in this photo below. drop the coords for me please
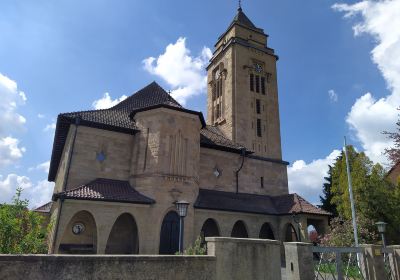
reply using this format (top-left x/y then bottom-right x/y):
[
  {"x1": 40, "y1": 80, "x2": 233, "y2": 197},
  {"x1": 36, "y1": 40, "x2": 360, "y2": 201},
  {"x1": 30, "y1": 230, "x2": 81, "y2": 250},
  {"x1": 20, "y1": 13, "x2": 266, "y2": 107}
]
[{"x1": 314, "y1": 263, "x2": 364, "y2": 279}]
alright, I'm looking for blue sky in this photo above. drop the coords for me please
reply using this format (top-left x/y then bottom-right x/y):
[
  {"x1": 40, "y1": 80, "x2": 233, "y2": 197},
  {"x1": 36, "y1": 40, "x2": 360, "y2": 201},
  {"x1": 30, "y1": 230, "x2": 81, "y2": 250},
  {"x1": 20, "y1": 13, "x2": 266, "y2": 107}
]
[{"x1": 0, "y1": 0, "x2": 399, "y2": 206}]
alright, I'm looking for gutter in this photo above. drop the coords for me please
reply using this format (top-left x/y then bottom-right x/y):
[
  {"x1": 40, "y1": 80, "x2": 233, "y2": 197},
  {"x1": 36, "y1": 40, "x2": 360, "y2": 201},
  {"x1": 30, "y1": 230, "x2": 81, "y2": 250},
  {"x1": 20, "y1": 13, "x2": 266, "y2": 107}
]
[{"x1": 235, "y1": 148, "x2": 246, "y2": 194}]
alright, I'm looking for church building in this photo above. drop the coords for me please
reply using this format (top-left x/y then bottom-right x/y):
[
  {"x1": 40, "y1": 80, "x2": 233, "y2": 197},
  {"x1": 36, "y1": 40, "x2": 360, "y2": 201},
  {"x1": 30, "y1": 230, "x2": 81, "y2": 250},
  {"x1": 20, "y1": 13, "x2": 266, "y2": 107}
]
[{"x1": 42, "y1": 7, "x2": 330, "y2": 254}]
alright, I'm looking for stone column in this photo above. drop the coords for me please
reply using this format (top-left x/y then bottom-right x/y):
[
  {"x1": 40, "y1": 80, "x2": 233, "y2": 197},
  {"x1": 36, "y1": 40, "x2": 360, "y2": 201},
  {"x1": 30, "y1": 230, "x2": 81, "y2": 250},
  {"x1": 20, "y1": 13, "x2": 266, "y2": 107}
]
[
  {"x1": 206, "y1": 237, "x2": 281, "y2": 280},
  {"x1": 284, "y1": 242, "x2": 314, "y2": 280},
  {"x1": 359, "y1": 244, "x2": 386, "y2": 280}
]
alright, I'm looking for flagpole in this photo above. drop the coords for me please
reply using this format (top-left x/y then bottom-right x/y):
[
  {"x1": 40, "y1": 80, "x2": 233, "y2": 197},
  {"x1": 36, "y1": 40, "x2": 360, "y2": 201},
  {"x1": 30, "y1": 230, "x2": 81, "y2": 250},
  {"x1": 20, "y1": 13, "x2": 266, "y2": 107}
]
[{"x1": 344, "y1": 136, "x2": 359, "y2": 247}]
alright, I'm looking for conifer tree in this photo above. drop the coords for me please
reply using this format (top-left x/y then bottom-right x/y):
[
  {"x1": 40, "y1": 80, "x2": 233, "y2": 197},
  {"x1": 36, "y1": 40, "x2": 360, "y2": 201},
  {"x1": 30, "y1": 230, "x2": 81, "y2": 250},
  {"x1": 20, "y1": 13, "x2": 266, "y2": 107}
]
[{"x1": 319, "y1": 165, "x2": 338, "y2": 217}]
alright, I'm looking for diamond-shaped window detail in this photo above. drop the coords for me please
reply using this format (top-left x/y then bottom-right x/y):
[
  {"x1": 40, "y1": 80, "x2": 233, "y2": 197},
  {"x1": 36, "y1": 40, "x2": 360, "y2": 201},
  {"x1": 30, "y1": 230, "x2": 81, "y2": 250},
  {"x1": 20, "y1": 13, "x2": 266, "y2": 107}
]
[
  {"x1": 96, "y1": 151, "x2": 106, "y2": 162},
  {"x1": 213, "y1": 167, "x2": 221, "y2": 178}
]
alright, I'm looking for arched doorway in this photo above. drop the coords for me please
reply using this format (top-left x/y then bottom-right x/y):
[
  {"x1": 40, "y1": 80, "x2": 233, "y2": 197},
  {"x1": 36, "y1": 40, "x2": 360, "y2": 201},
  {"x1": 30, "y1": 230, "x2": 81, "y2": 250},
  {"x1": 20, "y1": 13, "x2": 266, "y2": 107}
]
[
  {"x1": 105, "y1": 213, "x2": 139, "y2": 254},
  {"x1": 231, "y1": 220, "x2": 248, "y2": 238},
  {"x1": 259, "y1": 223, "x2": 275, "y2": 239},
  {"x1": 159, "y1": 211, "x2": 180, "y2": 254},
  {"x1": 200, "y1": 218, "x2": 220, "y2": 238},
  {"x1": 284, "y1": 223, "x2": 298, "y2": 242},
  {"x1": 58, "y1": 210, "x2": 97, "y2": 254}
]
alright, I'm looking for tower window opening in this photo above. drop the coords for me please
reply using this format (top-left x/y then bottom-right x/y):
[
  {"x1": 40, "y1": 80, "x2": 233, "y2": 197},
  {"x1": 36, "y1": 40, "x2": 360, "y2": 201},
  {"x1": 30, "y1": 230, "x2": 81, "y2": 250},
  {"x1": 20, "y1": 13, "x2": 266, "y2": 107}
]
[
  {"x1": 250, "y1": 74, "x2": 254, "y2": 92},
  {"x1": 256, "y1": 99, "x2": 261, "y2": 114},
  {"x1": 261, "y1": 177, "x2": 264, "y2": 188},
  {"x1": 212, "y1": 83, "x2": 216, "y2": 101},
  {"x1": 255, "y1": 75, "x2": 260, "y2": 93},
  {"x1": 256, "y1": 119, "x2": 262, "y2": 137},
  {"x1": 261, "y1": 77, "x2": 266, "y2": 95}
]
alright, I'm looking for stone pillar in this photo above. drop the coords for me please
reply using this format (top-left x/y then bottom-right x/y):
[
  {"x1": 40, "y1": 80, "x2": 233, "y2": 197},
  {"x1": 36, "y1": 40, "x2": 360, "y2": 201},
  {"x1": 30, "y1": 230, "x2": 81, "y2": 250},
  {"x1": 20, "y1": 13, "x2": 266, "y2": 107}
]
[
  {"x1": 284, "y1": 242, "x2": 314, "y2": 280},
  {"x1": 206, "y1": 237, "x2": 281, "y2": 280},
  {"x1": 359, "y1": 244, "x2": 386, "y2": 280},
  {"x1": 388, "y1": 245, "x2": 400, "y2": 280}
]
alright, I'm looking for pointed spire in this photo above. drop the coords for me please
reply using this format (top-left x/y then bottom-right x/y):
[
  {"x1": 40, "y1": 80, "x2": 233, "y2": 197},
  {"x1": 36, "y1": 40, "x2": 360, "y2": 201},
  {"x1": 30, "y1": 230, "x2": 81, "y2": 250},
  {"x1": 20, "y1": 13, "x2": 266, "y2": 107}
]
[{"x1": 238, "y1": 0, "x2": 242, "y2": 11}]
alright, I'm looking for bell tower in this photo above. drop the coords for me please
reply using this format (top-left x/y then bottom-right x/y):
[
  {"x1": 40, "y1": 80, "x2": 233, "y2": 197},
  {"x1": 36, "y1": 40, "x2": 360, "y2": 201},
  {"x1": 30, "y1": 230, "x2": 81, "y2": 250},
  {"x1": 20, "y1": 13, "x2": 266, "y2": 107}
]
[{"x1": 206, "y1": 7, "x2": 283, "y2": 160}]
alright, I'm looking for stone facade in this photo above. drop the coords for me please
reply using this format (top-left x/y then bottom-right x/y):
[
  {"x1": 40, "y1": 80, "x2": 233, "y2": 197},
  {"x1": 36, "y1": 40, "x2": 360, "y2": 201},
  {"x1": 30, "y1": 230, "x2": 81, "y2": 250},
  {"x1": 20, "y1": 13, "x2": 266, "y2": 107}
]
[{"x1": 43, "y1": 7, "x2": 330, "y2": 255}]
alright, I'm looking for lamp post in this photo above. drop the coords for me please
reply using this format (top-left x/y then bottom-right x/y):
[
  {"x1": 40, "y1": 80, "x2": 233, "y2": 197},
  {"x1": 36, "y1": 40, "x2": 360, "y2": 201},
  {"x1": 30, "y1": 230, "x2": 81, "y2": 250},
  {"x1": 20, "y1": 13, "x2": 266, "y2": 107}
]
[
  {"x1": 375, "y1": 221, "x2": 387, "y2": 248},
  {"x1": 292, "y1": 211, "x2": 301, "y2": 242},
  {"x1": 175, "y1": 200, "x2": 189, "y2": 253}
]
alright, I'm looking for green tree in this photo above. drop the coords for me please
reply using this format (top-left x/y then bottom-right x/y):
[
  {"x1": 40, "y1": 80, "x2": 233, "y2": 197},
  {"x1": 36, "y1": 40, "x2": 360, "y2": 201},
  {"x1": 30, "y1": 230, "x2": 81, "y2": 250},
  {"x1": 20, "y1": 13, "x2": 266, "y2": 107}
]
[
  {"x1": 319, "y1": 165, "x2": 338, "y2": 217},
  {"x1": 329, "y1": 146, "x2": 400, "y2": 244},
  {"x1": 331, "y1": 146, "x2": 370, "y2": 220},
  {"x1": 0, "y1": 187, "x2": 48, "y2": 254}
]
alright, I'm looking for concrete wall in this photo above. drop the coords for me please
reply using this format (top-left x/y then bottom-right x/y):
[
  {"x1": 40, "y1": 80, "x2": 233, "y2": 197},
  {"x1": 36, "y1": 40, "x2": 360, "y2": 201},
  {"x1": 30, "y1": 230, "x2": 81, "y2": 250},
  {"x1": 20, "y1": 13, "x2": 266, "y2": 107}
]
[
  {"x1": 207, "y1": 237, "x2": 282, "y2": 280},
  {"x1": 0, "y1": 255, "x2": 216, "y2": 280},
  {"x1": 0, "y1": 238, "x2": 283, "y2": 280}
]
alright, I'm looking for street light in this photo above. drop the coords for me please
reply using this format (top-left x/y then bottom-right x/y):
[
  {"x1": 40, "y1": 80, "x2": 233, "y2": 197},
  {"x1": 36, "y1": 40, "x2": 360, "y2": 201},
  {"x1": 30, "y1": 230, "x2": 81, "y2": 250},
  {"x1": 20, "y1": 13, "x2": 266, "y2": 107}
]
[
  {"x1": 292, "y1": 211, "x2": 301, "y2": 242},
  {"x1": 375, "y1": 221, "x2": 387, "y2": 248},
  {"x1": 175, "y1": 200, "x2": 189, "y2": 253}
]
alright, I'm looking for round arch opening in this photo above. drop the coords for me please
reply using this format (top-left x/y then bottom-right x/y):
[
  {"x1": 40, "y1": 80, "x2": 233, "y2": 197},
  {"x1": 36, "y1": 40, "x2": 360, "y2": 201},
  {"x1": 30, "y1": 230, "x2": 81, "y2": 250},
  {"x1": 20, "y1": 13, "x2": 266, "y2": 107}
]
[
  {"x1": 200, "y1": 218, "x2": 220, "y2": 238},
  {"x1": 284, "y1": 223, "x2": 298, "y2": 242},
  {"x1": 58, "y1": 210, "x2": 97, "y2": 254},
  {"x1": 231, "y1": 220, "x2": 248, "y2": 238},
  {"x1": 259, "y1": 222, "x2": 275, "y2": 239},
  {"x1": 105, "y1": 213, "x2": 139, "y2": 254},
  {"x1": 159, "y1": 211, "x2": 180, "y2": 254}
]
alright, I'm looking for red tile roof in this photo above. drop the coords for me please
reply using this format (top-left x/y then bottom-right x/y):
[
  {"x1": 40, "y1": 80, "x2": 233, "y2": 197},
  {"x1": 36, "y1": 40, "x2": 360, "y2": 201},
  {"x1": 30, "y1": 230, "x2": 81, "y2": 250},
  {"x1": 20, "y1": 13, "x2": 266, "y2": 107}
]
[
  {"x1": 53, "y1": 178, "x2": 155, "y2": 205},
  {"x1": 194, "y1": 189, "x2": 331, "y2": 216}
]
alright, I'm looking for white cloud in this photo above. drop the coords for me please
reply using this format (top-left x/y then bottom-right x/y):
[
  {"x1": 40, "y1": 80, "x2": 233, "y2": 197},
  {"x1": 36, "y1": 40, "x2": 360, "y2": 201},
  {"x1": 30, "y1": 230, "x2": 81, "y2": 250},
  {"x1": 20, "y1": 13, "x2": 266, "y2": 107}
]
[
  {"x1": 333, "y1": 0, "x2": 400, "y2": 165},
  {"x1": 143, "y1": 37, "x2": 212, "y2": 105},
  {"x1": 0, "y1": 136, "x2": 26, "y2": 168},
  {"x1": 0, "y1": 174, "x2": 54, "y2": 208},
  {"x1": 0, "y1": 174, "x2": 32, "y2": 202},
  {"x1": 288, "y1": 150, "x2": 341, "y2": 204},
  {"x1": 37, "y1": 113, "x2": 45, "y2": 118},
  {"x1": 92, "y1": 92, "x2": 128, "y2": 109},
  {"x1": 328, "y1": 89, "x2": 338, "y2": 102},
  {"x1": 0, "y1": 73, "x2": 27, "y2": 135},
  {"x1": 43, "y1": 121, "x2": 56, "y2": 132},
  {"x1": 29, "y1": 160, "x2": 50, "y2": 173}
]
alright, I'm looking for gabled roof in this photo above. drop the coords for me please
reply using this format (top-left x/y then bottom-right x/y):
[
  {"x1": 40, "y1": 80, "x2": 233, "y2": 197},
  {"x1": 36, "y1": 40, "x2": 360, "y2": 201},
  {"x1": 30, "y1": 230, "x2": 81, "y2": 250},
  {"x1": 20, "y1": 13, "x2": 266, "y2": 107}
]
[
  {"x1": 33, "y1": 201, "x2": 53, "y2": 213},
  {"x1": 53, "y1": 178, "x2": 155, "y2": 204},
  {"x1": 194, "y1": 189, "x2": 331, "y2": 216},
  {"x1": 49, "y1": 82, "x2": 183, "y2": 182}
]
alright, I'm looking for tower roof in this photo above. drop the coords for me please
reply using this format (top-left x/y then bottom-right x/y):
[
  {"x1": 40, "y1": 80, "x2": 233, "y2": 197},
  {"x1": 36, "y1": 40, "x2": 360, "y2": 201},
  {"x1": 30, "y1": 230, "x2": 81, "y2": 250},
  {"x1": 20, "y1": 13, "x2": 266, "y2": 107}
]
[
  {"x1": 233, "y1": 7, "x2": 259, "y2": 31},
  {"x1": 219, "y1": 7, "x2": 264, "y2": 40}
]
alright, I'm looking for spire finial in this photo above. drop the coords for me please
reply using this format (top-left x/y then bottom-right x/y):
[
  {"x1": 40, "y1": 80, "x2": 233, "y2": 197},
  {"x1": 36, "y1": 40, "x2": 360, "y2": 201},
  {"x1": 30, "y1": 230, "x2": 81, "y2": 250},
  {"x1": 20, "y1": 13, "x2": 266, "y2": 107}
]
[{"x1": 238, "y1": 0, "x2": 242, "y2": 10}]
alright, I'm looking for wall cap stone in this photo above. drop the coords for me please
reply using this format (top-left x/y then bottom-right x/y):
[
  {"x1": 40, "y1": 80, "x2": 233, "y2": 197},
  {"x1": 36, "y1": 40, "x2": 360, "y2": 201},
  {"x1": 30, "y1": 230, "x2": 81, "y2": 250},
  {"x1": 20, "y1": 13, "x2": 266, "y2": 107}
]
[
  {"x1": 0, "y1": 254, "x2": 216, "y2": 262},
  {"x1": 283, "y1": 242, "x2": 313, "y2": 247},
  {"x1": 205, "y1": 237, "x2": 281, "y2": 245}
]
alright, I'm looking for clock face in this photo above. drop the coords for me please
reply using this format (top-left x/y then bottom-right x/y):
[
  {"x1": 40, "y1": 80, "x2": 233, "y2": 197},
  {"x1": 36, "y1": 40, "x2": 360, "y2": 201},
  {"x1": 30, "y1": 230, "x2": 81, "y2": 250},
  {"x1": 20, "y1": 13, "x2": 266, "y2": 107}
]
[
  {"x1": 72, "y1": 223, "x2": 85, "y2": 235},
  {"x1": 255, "y1": 64, "x2": 263, "y2": 73}
]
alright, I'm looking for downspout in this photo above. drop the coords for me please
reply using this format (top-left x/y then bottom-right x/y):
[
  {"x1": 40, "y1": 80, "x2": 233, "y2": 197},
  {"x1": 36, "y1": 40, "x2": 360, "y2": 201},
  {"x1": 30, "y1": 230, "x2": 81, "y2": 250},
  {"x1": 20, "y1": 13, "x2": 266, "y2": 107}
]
[
  {"x1": 51, "y1": 117, "x2": 80, "y2": 253},
  {"x1": 235, "y1": 148, "x2": 246, "y2": 194}
]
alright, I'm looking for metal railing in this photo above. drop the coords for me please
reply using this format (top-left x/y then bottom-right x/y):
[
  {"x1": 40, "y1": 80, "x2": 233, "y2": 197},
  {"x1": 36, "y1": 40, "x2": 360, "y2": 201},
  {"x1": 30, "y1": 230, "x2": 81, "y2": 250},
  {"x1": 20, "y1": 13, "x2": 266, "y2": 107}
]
[
  {"x1": 382, "y1": 247, "x2": 396, "y2": 280},
  {"x1": 312, "y1": 247, "x2": 365, "y2": 280}
]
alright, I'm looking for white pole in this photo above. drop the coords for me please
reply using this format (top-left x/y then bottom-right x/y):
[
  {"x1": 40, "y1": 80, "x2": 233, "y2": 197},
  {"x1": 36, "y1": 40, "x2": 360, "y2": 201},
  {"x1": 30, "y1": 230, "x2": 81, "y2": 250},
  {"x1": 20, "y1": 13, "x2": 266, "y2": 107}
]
[{"x1": 343, "y1": 136, "x2": 359, "y2": 247}]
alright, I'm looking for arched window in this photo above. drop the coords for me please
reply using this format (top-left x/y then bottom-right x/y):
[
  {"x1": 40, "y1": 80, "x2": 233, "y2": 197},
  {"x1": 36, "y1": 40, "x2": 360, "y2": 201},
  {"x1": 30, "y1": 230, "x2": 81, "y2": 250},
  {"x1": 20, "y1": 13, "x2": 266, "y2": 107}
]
[
  {"x1": 231, "y1": 220, "x2": 248, "y2": 238},
  {"x1": 259, "y1": 223, "x2": 275, "y2": 239},
  {"x1": 200, "y1": 218, "x2": 220, "y2": 238},
  {"x1": 105, "y1": 213, "x2": 139, "y2": 254},
  {"x1": 159, "y1": 211, "x2": 180, "y2": 254},
  {"x1": 58, "y1": 210, "x2": 97, "y2": 254}
]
